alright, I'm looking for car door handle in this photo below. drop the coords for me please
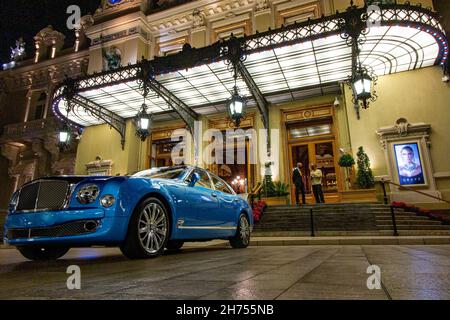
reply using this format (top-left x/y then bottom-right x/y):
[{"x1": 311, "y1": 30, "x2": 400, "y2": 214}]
[
  {"x1": 234, "y1": 198, "x2": 240, "y2": 202},
  {"x1": 211, "y1": 192, "x2": 218, "y2": 198}
]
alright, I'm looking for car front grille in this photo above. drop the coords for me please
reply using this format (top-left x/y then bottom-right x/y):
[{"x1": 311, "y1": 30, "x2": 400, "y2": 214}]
[
  {"x1": 16, "y1": 180, "x2": 70, "y2": 211},
  {"x1": 6, "y1": 220, "x2": 99, "y2": 240}
]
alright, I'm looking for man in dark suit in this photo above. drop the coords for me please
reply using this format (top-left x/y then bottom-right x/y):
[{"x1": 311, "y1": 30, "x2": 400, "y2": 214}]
[{"x1": 292, "y1": 162, "x2": 306, "y2": 206}]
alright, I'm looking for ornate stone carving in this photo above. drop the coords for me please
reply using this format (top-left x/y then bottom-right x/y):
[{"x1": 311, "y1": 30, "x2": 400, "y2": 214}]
[
  {"x1": 103, "y1": 46, "x2": 122, "y2": 71},
  {"x1": 148, "y1": 0, "x2": 253, "y2": 32},
  {"x1": 86, "y1": 156, "x2": 114, "y2": 176},
  {"x1": 376, "y1": 119, "x2": 431, "y2": 150},
  {"x1": 395, "y1": 118, "x2": 410, "y2": 136},
  {"x1": 80, "y1": 15, "x2": 95, "y2": 30},
  {"x1": 256, "y1": 0, "x2": 269, "y2": 12},
  {"x1": 34, "y1": 26, "x2": 65, "y2": 49},
  {"x1": 192, "y1": 9, "x2": 206, "y2": 29},
  {"x1": 10, "y1": 38, "x2": 26, "y2": 62}
]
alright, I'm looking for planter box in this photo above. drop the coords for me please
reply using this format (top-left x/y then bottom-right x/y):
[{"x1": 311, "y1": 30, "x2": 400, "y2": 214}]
[{"x1": 260, "y1": 196, "x2": 289, "y2": 206}]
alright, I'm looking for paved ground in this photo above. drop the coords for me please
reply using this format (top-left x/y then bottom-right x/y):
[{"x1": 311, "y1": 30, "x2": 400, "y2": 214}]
[{"x1": 1, "y1": 244, "x2": 450, "y2": 300}]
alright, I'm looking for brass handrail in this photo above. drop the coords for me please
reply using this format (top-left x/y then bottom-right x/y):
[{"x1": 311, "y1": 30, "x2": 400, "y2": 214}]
[{"x1": 381, "y1": 179, "x2": 450, "y2": 205}]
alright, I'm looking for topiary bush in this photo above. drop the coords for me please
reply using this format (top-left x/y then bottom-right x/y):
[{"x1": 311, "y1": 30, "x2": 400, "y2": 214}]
[{"x1": 356, "y1": 146, "x2": 375, "y2": 189}]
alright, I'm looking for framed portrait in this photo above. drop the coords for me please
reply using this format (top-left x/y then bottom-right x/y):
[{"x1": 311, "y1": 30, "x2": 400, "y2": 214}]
[{"x1": 393, "y1": 142, "x2": 426, "y2": 186}]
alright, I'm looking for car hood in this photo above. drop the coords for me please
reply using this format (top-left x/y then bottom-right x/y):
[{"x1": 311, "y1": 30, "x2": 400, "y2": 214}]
[{"x1": 38, "y1": 176, "x2": 128, "y2": 185}]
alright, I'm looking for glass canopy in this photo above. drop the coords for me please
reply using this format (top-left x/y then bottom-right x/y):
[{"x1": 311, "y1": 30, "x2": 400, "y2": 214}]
[{"x1": 52, "y1": 3, "x2": 448, "y2": 130}]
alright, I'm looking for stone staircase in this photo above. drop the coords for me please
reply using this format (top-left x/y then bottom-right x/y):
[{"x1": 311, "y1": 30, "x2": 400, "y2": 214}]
[{"x1": 253, "y1": 203, "x2": 450, "y2": 237}]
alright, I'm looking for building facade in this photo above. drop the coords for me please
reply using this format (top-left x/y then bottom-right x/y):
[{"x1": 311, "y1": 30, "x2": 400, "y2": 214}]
[{"x1": 1, "y1": 0, "x2": 449, "y2": 216}]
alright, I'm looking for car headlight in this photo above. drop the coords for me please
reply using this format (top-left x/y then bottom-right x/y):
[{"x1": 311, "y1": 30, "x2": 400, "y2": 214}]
[
  {"x1": 100, "y1": 195, "x2": 115, "y2": 208},
  {"x1": 77, "y1": 184, "x2": 100, "y2": 205}
]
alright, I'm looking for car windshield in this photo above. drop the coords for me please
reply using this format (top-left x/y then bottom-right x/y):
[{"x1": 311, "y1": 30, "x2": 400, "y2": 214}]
[{"x1": 132, "y1": 167, "x2": 187, "y2": 180}]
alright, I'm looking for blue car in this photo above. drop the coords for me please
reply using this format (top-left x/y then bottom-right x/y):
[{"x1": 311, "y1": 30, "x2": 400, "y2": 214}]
[{"x1": 3, "y1": 166, "x2": 253, "y2": 260}]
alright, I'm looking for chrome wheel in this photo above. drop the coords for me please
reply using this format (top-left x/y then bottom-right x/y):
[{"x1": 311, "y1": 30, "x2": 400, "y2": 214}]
[
  {"x1": 230, "y1": 214, "x2": 251, "y2": 249},
  {"x1": 138, "y1": 202, "x2": 168, "y2": 254},
  {"x1": 240, "y1": 216, "x2": 250, "y2": 245}
]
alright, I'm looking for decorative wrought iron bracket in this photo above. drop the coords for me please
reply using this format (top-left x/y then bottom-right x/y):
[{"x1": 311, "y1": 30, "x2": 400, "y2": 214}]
[
  {"x1": 224, "y1": 35, "x2": 271, "y2": 147},
  {"x1": 236, "y1": 61, "x2": 270, "y2": 131},
  {"x1": 338, "y1": 0, "x2": 370, "y2": 48},
  {"x1": 148, "y1": 78, "x2": 199, "y2": 134},
  {"x1": 138, "y1": 59, "x2": 199, "y2": 134},
  {"x1": 72, "y1": 95, "x2": 127, "y2": 150}
]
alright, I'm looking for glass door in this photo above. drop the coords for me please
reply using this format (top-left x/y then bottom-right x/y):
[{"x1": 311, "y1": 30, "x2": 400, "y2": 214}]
[
  {"x1": 290, "y1": 144, "x2": 312, "y2": 200},
  {"x1": 313, "y1": 141, "x2": 338, "y2": 193},
  {"x1": 289, "y1": 140, "x2": 339, "y2": 204}
]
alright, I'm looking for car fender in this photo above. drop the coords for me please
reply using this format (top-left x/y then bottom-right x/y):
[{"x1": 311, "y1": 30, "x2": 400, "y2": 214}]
[{"x1": 117, "y1": 178, "x2": 181, "y2": 236}]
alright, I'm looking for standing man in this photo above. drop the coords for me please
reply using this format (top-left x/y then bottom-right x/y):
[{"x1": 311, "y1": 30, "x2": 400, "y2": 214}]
[
  {"x1": 292, "y1": 162, "x2": 306, "y2": 206},
  {"x1": 310, "y1": 163, "x2": 325, "y2": 204}
]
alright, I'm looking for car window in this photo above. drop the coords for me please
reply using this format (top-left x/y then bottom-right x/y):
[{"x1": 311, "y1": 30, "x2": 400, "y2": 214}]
[
  {"x1": 188, "y1": 169, "x2": 213, "y2": 190},
  {"x1": 133, "y1": 168, "x2": 186, "y2": 179},
  {"x1": 211, "y1": 175, "x2": 234, "y2": 194}
]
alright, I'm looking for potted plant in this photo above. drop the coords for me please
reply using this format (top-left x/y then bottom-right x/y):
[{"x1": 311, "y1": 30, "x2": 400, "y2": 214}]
[
  {"x1": 356, "y1": 146, "x2": 375, "y2": 189},
  {"x1": 259, "y1": 163, "x2": 290, "y2": 205},
  {"x1": 338, "y1": 153, "x2": 356, "y2": 189}
]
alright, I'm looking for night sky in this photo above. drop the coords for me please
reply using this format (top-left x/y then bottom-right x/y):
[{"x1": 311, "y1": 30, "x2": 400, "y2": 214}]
[{"x1": 0, "y1": 0, "x2": 101, "y2": 63}]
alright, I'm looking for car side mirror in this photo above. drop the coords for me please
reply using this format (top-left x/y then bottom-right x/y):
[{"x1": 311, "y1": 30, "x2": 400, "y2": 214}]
[{"x1": 188, "y1": 172, "x2": 201, "y2": 188}]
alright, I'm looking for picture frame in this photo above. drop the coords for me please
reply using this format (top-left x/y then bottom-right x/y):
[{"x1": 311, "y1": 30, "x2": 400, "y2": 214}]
[{"x1": 393, "y1": 142, "x2": 427, "y2": 187}]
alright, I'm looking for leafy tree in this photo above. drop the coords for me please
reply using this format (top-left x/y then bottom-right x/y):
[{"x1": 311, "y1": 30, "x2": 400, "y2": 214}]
[{"x1": 356, "y1": 146, "x2": 375, "y2": 189}]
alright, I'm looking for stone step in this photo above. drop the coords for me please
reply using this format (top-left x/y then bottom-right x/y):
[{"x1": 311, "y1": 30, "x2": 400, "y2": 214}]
[
  {"x1": 265, "y1": 204, "x2": 388, "y2": 209},
  {"x1": 377, "y1": 224, "x2": 450, "y2": 230},
  {"x1": 376, "y1": 220, "x2": 442, "y2": 226},
  {"x1": 257, "y1": 203, "x2": 449, "y2": 235},
  {"x1": 248, "y1": 236, "x2": 450, "y2": 246},
  {"x1": 265, "y1": 211, "x2": 391, "y2": 216},
  {"x1": 252, "y1": 230, "x2": 450, "y2": 237},
  {"x1": 375, "y1": 215, "x2": 431, "y2": 219},
  {"x1": 265, "y1": 207, "x2": 390, "y2": 212}
]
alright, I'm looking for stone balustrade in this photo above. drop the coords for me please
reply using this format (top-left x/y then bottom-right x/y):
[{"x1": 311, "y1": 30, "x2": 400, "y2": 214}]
[{"x1": 1, "y1": 117, "x2": 57, "y2": 141}]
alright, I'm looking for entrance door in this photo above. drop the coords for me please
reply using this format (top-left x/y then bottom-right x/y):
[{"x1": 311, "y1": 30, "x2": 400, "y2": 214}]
[
  {"x1": 209, "y1": 131, "x2": 255, "y2": 194},
  {"x1": 289, "y1": 140, "x2": 339, "y2": 203},
  {"x1": 290, "y1": 144, "x2": 312, "y2": 197},
  {"x1": 150, "y1": 139, "x2": 185, "y2": 168},
  {"x1": 286, "y1": 115, "x2": 341, "y2": 204}
]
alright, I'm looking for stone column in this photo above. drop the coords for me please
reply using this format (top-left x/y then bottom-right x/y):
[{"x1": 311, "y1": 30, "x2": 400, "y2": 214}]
[{"x1": 23, "y1": 91, "x2": 32, "y2": 123}]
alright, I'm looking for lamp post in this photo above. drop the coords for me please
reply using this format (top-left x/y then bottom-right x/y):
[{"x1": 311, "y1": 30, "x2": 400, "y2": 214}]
[{"x1": 135, "y1": 103, "x2": 152, "y2": 141}]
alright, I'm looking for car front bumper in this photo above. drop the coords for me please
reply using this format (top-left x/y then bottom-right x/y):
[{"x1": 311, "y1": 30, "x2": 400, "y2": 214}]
[{"x1": 3, "y1": 208, "x2": 129, "y2": 246}]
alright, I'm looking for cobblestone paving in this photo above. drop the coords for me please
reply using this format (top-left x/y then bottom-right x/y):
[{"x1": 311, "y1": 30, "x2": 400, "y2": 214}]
[{"x1": 1, "y1": 245, "x2": 449, "y2": 300}]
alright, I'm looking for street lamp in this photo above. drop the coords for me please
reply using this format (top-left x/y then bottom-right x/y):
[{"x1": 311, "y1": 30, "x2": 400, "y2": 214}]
[
  {"x1": 351, "y1": 66, "x2": 374, "y2": 109},
  {"x1": 135, "y1": 103, "x2": 152, "y2": 141},
  {"x1": 227, "y1": 85, "x2": 245, "y2": 127},
  {"x1": 58, "y1": 123, "x2": 72, "y2": 150}
]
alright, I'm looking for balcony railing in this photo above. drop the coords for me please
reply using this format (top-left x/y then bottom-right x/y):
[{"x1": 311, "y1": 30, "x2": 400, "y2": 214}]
[{"x1": 0, "y1": 118, "x2": 57, "y2": 141}]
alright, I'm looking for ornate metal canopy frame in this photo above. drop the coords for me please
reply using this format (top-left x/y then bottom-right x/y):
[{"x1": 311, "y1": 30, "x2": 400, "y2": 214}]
[{"x1": 52, "y1": 2, "x2": 449, "y2": 149}]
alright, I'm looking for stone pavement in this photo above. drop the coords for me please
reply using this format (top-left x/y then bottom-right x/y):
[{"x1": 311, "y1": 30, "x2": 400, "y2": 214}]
[{"x1": 1, "y1": 244, "x2": 450, "y2": 300}]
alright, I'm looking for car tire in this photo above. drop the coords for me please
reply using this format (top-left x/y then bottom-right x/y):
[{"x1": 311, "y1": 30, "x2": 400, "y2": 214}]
[
  {"x1": 166, "y1": 240, "x2": 184, "y2": 251},
  {"x1": 17, "y1": 246, "x2": 70, "y2": 261},
  {"x1": 229, "y1": 214, "x2": 251, "y2": 249},
  {"x1": 120, "y1": 197, "x2": 170, "y2": 259}
]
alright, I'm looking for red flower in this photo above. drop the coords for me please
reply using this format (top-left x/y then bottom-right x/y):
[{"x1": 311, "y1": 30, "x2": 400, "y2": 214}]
[{"x1": 392, "y1": 201, "x2": 406, "y2": 208}]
